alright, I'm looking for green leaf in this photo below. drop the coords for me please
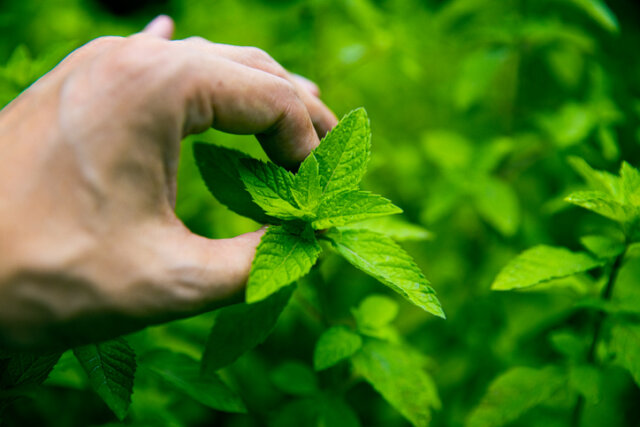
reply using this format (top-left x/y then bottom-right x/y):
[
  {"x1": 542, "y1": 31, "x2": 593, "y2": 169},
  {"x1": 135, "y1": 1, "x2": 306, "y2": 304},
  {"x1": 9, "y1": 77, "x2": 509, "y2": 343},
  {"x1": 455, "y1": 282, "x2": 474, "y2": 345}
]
[
  {"x1": 569, "y1": 364, "x2": 601, "y2": 404},
  {"x1": 352, "y1": 340, "x2": 440, "y2": 427},
  {"x1": 270, "y1": 361, "x2": 318, "y2": 396},
  {"x1": 609, "y1": 323, "x2": 640, "y2": 387},
  {"x1": 315, "y1": 108, "x2": 370, "y2": 198},
  {"x1": 271, "y1": 397, "x2": 318, "y2": 427},
  {"x1": 292, "y1": 153, "x2": 322, "y2": 210},
  {"x1": 0, "y1": 352, "x2": 61, "y2": 388},
  {"x1": 579, "y1": 235, "x2": 625, "y2": 259},
  {"x1": 538, "y1": 103, "x2": 595, "y2": 148},
  {"x1": 472, "y1": 177, "x2": 520, "y2": 237},
  {"x1": 422, "y1": 130, "x2": 473, "y2": 170},
  {"x1": 466, "y1": 366, "x2": 567, "y2": 427},
  {"x1": 193, "y1": 143, "x2": 271, "y2": 224},
  {"x1": 313, "y1": 326, "x2": 363, "y2": 371},
  {"x1": 549, "y1": 331, "x2": 587, "y2": 361},
  {"x1": 341, "y1": 216, "x2": 433, "y2": 241},
  {"x1": 565, "y1": 190, "x2": 632, "y2": 223},
  {"x1": 566, "y1": 0, "x2": 619, "y2": 34},
  {"x1": 247, "y1": 225, "x2": 321, "y2": 303},
  {"x1": 142, "y1": 350, "x2": 245, "y2": 413},
  {"x1": 620, "y1": 161, "x2": 640, "y2": 207},
  {"x1": 319, "y1": 394, "x2": 361, "y2": 427},
  {"x1": 73, "y1": 338, "x2": 136, "y2": 421},
  {"x1": 325, "y1": 229, "x2": 444, "y2": 318},
  {"x1": 567, "y1": 156, "x2": 621, "y2": 197},
  {"x1": 239, "y1": 158, "x2": 304, "y2": 220},
  {"x1": 491, "y1": 245, "x2": 604, "y2": 291},
  {"x1": 202, "y1": 285, "x2": 294, "y2": 374},
  {"x1": 312, "y1": 191, "x2": 402, "y2": 230},
  {"x1": 352, "y1": 294, "x2": 399, "y2": 332}
]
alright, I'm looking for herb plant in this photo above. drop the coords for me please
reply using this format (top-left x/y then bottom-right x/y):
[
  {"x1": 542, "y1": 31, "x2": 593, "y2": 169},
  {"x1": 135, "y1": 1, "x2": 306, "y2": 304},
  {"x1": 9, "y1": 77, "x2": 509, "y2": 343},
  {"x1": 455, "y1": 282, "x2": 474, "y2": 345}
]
[
  {"x1": 468, "y1": 159, "x2": 640, "y2": 426},
  {"x1": 193, "y1": 107, "x2": 443, "y2": 317}
]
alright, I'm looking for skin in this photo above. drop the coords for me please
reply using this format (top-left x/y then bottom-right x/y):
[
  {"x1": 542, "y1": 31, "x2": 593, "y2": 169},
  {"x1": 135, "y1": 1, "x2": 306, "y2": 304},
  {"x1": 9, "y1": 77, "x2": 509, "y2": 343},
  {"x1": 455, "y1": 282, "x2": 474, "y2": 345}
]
[{"x1": 0, "y1": 16, "x2": 337, "y2": 351}]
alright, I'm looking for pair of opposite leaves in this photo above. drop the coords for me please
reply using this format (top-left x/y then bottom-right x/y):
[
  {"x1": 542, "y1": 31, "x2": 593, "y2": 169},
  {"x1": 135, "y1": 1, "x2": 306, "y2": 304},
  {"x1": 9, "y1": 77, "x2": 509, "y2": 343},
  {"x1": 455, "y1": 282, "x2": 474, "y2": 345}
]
[{"x1": 194, "y1": 108, "x2": 444, "y2": 318}]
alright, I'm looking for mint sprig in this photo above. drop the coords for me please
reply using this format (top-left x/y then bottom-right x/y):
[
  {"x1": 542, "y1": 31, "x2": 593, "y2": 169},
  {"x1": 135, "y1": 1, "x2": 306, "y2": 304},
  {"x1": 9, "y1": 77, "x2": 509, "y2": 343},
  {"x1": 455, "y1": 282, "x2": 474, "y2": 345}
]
[{"x1": 194, "y1": 108, "x2": 444, "y2": 318}]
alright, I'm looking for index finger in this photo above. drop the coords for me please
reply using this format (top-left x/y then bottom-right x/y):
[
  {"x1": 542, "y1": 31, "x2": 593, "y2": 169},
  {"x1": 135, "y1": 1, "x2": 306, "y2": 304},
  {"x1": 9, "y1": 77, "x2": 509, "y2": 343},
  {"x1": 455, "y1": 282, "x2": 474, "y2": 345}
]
[{"x1": 181, "y1": 54, "x2": 321, "y2": 168}]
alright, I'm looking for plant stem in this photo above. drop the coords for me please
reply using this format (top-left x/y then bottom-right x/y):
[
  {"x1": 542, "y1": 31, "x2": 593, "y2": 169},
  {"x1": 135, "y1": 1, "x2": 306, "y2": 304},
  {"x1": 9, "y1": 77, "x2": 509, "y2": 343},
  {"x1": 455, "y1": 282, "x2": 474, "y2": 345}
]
[{"x1": 571, "y1": 245, "x2": 627, "y2": 426}]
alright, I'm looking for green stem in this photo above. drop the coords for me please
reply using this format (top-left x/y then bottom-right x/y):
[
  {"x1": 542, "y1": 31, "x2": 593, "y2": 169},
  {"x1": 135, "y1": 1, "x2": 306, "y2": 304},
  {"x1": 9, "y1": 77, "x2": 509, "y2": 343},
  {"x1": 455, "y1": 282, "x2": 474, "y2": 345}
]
[{"x1": 571, "y1": 245, "x2": 628, "y2": 426}]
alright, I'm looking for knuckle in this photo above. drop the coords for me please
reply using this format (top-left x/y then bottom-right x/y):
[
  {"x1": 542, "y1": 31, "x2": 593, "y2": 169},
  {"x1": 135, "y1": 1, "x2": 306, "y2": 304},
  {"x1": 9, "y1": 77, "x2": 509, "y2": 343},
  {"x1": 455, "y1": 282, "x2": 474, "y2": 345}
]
[
  {"x1": 274, "y1": 78, "x2": 299, "y2": 101},
  {"x1": 244, "y1": 46, "x2": 271, "y2": 61},
  {"x1": 243, "y1": 46, "x2": 285, "y2": 74},
  {"x1": 86, "y1": 36, "x2": 122, "y2": 50},
  {"x1": 102, "y1": 35, "x2": 170, "y2": 76},
  {"x1": 184, "y1": 36, "x2": 208, "y2": 45}
]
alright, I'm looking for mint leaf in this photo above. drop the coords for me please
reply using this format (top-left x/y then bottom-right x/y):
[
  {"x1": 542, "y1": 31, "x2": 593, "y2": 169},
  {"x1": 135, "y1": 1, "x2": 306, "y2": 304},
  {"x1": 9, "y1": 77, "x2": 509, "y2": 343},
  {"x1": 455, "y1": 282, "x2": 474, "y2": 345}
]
[
  {"x1": 202, "y1": 285, "x2": 294, "y2": 374},
  {"x1": 610, "y1": 323, "x2": 640, "y2": 387},
  {"x1": 491, "y1": 245, "x2": 604, "y2": 291},
  {"x1": 193, "y1": 143, "x2": 272, "y2": 224},
  {"x1": 312, "y1": 191, "x2": 402, "y2": 230},
  {"x1": 621, "y1": 161, "x2": 640, "y2": 207},
  {"x1": 325, "y1": 229, "x2": 444, "y2": 318},
  {"x1": 0, "y1": 352, "x2": 61, "y2": 388},
  {"x1": 341, "y1": 216, "x2": 433, "y2": 241},
  {"x1": 247, "y1": 225, "x2": 321, "y2": 303},
  {"x1": 565, "y1": 190, "x2": 632, "y2": 223},
  {"x1": 566, "y1": 0, "x2": 619, "y2": 33},
  {"x1": 352, "y1": 340, "x2": 440, "y2": 427},
  {"x1": 472, "y1": 177, "x2": 520, "y2": 237},
  {"x1": 142, "y1": 350, "x2": 246, "y2": 413},
  {"x1": 292, "y1": 152, "x2": 322, "y2": 210},
  {"x1": 315, "y1": 108, "x2": 370, "y2": 198},
  {"x1": 567, "y1": 156, "x2": 622, "y2": 197},
  {"x1": 270, "y1": 361, "x2": 318, "y2": 396},
  {"x1": 467, "y1": 366, "x2": 566, "y2": 427},
  {"x1": 580, "y1": 235, "x2": 625, "y2": 259},
  {"x1": 319, "y1": 394, "x2": 361, "y2": 427},
  {"x1": 569, "y1": 364, "x2": 601, "y2": 404},
  {"x1": 239, "y1": 159, "x2": 304, "y2": 220},
  {"x1": 73, "y1": 338, "x2": 136, "y2": 421},
  {"x1": 313, "y1": 326, "x2": 362, "y2": 371},
  {"x1": 352, "y1": 295, "x2": 399, "y2": 333}
]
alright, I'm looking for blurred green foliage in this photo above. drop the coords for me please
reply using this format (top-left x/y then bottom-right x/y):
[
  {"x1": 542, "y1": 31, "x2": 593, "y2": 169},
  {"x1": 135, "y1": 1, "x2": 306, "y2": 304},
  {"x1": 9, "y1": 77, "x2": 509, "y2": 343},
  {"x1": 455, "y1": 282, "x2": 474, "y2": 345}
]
[{"x1": 1, "y1": 0, "x2": 640, "y2": 425}]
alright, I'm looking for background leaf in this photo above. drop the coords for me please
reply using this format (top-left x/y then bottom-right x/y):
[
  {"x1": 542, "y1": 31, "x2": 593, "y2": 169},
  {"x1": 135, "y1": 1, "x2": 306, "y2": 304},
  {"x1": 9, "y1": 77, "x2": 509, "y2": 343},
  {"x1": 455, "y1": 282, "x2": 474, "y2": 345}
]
[
  {"x1": 466, "y1": 366, "x2": 567, "y2": 427},
  {"x1": 352, "y1": 340, "x2": 441, "y2": 427},
  {"x1": 270, "y1": 361, "x2": 318, "y2": 396},
  {"x1": 313, "y1": 326, "x2": 363, "y2": 371},
  {"x1": 73, "y1": 338, "x2": 136, "y2": 421},
  {"x1": 202, "y1": 285, "x2": 294, "y2": 374},
  {"x1": 491, "y1": 245, "x2": 604, "y2": 291},
  {"x1": 609, "y1": 323, "x2": 640, "y2": 387},
  {"x1": 142, "y1": 350, "x2": 246, "y2": 413}
]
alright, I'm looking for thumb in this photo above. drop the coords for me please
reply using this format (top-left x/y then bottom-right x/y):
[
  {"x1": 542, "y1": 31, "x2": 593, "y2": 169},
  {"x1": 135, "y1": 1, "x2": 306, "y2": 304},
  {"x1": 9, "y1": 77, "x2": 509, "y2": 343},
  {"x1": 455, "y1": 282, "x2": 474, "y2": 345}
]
[
  {"x1": 154, "y1": 224, "x2": 264, "y2": 313},
  {"x1": 142, "y1": 15, "x2": 175, "y2": 39}
]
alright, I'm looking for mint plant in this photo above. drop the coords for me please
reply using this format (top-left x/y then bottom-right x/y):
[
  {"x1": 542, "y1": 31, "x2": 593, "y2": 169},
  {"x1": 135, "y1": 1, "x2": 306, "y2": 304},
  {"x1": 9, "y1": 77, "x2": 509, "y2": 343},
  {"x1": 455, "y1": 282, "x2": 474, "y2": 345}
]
[
  {"x1": 468, "y1": 158, "x2": 640, "y2": 427},
  {"x1": 193, "y1": 108, "x2": 444, "y2": 317}
]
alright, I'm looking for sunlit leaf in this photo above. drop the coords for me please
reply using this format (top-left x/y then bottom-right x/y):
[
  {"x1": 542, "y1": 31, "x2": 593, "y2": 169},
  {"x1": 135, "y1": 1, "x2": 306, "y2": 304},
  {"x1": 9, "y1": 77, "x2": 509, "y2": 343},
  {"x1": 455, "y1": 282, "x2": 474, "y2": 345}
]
[{"x1": 492, "y1": 245, "x2": 604, "y2": 291}]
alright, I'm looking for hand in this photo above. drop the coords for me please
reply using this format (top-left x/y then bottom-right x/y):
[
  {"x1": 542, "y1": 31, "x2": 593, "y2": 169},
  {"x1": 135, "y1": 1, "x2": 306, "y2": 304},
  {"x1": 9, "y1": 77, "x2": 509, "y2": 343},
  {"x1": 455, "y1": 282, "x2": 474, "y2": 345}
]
[{"x1": 0, "y1": 16, "x2": 337, "y2": 350}]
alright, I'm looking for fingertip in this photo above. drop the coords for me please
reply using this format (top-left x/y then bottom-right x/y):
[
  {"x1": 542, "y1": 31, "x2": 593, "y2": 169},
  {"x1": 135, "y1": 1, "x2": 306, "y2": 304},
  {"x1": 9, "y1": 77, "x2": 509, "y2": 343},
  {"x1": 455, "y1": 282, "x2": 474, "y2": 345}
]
[{"x1": 143, "y1": 15, "x2": 175, "y2": 39}]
